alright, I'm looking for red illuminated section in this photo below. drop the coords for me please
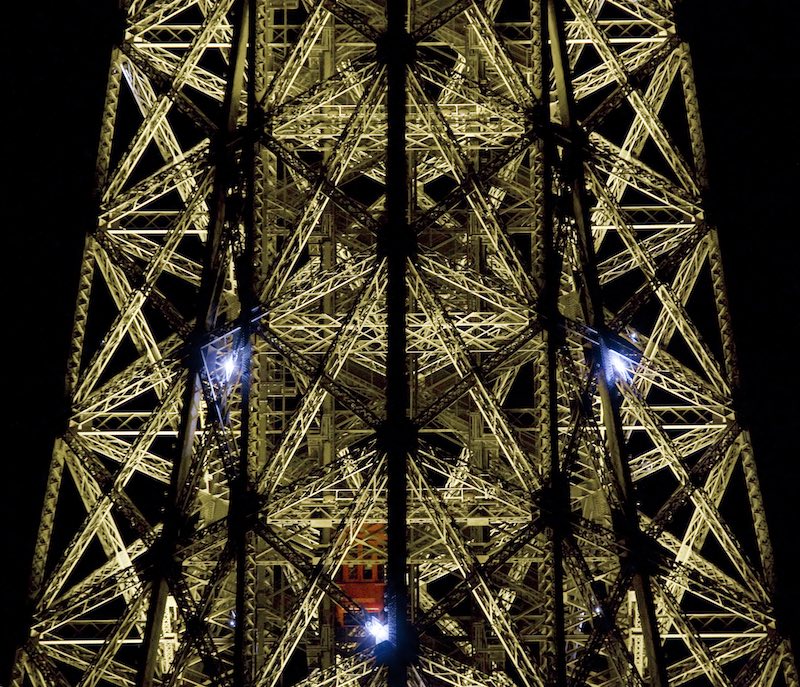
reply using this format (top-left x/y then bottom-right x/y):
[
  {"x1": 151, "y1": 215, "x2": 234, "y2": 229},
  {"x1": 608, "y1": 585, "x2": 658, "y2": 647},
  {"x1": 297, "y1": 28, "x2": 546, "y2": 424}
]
[{"x1": 335, "y1": 524, "x2": 385, "y2": 626}]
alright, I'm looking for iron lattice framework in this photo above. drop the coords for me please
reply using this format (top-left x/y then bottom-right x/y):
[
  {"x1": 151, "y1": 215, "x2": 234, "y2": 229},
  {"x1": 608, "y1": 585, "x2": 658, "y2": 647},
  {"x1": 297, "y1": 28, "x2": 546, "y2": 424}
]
[{"x1": 11, "y1": 0, "x2": 797, "y2": 686}]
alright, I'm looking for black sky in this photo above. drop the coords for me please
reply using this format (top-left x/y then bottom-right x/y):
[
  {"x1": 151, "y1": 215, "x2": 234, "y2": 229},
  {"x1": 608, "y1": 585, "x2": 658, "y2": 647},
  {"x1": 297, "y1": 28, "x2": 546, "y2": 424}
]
[{"x1": 2, "y1": 0, "x2": 798, "y2": 680}]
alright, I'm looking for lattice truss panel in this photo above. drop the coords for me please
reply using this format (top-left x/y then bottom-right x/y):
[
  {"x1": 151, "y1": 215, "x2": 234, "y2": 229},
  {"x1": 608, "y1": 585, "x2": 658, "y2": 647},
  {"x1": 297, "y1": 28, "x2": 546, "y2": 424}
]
[{"x1": 12, "y1": 0, "x2": 797, "y2": 687}]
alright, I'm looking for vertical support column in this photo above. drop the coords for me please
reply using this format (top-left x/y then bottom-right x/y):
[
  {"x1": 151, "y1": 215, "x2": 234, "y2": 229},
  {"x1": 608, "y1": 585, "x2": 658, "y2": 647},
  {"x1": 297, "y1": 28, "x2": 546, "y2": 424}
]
[
  {"x1": 542, "y1": 47, "x2": 568, "y2": 687},
  {"x1": 545, "y1": 2, "x2": 667, "y2": 687},
  {"x1": 380, "y1": 1, "x2": 416, "y2": 684},
  {"x1": 135, "y1": 1, "x2": 251, "y2": 683},
  {"x1": 315, "y1": 21, "x2": 337, "y2": 671},
  {"x1": 532, "y1": 2, "x2": 567, "y2": 683},
  {"x1": 231, "y1": 4, "x2": 257, "y2": 683},
  {"x1": 136, "y1": 356, "x2": 202, "y2": 687},
  {"x1": 232, "y1": 327, "x2": 255, "y2": 687},
  {"x1": 248, "y1": 0, "x2": 273, "y2": 676}
]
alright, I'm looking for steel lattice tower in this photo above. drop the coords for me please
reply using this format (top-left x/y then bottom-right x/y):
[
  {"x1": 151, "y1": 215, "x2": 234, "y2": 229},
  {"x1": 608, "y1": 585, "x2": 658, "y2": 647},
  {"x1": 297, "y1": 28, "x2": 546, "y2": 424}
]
[{"x1": 10, "y1": 0, "x2": 797, "y2": 686}]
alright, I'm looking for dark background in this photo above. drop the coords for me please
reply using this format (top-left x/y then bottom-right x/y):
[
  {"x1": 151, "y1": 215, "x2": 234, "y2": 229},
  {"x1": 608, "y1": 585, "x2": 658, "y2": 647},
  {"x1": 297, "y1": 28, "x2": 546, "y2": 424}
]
[{"x1": 2, "y1": 0, "x2": 798, "y2": 680}]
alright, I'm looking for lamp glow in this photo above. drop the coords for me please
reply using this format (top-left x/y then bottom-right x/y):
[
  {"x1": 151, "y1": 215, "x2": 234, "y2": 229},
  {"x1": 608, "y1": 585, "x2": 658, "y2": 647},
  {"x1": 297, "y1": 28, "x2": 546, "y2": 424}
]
[
  {"x1": 223, "y1": 356, "x2": 236, "y2": 379},
  {"x1": 607, "y1": 350, "x2": 631, "y2": 381},
  {"x1": 366, "y1": 618, "x2": 389, "y2": 643}
]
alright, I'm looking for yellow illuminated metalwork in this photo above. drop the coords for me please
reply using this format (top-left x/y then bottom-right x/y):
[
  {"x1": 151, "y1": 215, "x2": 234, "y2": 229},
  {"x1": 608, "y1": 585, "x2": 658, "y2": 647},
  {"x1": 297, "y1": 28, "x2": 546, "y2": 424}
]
[{"x1": 10, "y1": 1, "x2": 797, "y2": 686}]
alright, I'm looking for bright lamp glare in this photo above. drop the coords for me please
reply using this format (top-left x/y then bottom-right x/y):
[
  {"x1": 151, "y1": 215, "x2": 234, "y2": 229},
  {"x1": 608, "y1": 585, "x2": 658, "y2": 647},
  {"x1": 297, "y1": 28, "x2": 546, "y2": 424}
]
[
  {"x1": 607, "y1": 350, "x2": 630, "y2": 381},
  {"x1": 223, "y1": 356, "x2": 236, "y2": 379},
  {"x1": 366, "y1": 618, "x2": 389, "y2": 643}
]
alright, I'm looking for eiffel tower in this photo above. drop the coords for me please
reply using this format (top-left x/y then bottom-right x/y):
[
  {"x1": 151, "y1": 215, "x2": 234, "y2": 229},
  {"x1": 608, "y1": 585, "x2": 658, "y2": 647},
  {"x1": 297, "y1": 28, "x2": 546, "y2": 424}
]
[{"x1": 9, "y1": 0, "x2": 797, "y2": 686}]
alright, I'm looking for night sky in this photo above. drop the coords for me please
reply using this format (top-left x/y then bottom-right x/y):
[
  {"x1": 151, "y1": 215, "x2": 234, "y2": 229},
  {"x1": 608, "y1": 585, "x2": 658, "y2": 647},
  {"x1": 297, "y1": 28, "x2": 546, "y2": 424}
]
[{"x1": 2, "y1": 0, "x2": 798, "y2": 680}]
